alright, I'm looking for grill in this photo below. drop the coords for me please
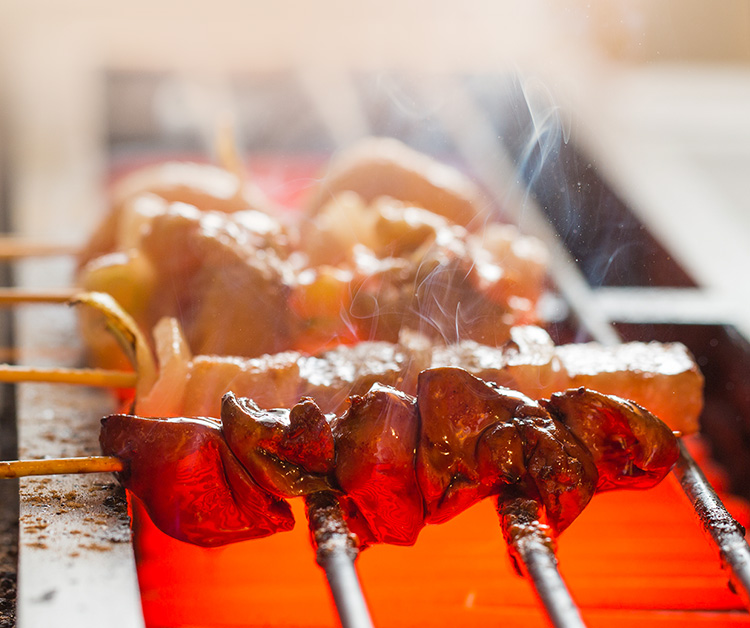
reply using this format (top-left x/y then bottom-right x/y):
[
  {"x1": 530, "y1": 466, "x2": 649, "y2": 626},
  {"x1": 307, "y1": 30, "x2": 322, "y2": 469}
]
[{"x1": 2, "y1": 69, "x2": 750, "y2": 628}]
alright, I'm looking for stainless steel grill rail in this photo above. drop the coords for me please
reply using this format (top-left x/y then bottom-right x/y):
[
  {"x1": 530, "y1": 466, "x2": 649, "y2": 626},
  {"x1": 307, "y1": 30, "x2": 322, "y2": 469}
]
[
  {"x1": 425, "y1": 72, "x2": 750, "y2": 619},
  {"x1": 4, "y1": 69, "x2": 750, "y2": 628}
]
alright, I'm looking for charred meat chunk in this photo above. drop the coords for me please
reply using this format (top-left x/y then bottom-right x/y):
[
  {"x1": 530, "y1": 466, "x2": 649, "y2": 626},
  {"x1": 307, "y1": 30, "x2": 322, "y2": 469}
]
[
  {"x1": 543, "y1": 388, "x2": 679, "y2": 491},
  {"x1": 221, "y1": 392, "x2": 335, "y2": 497},
  {"x1": 100, "y1": 414, "x2": 294, "y2": 546},
  {"x1": 333, "y1": 384, "x2": 424, "y2": 545},
  {"x1": 417, "y1": 368, "x2": 598, "y2": 532}
]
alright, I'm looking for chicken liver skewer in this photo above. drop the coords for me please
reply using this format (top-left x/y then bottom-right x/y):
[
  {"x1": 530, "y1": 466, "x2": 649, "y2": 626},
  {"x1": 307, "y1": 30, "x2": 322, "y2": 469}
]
[{"x1": 3, "y1": 368, "x2": 680, "y2": 627}]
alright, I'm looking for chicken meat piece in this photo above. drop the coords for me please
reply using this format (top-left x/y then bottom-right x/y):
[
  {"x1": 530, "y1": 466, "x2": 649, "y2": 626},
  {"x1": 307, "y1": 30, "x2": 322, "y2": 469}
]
[
  {"x1": 299, "y1": 196, "x2": 546, "y2": 347},
  {"x1": 332, "y1": 384, "x2": 424, "y2": 545},
  {"x1": 416, "y1": 367, "x2": 598, "y2": 532},
  {"x1": 79, "y1": 200, "x2": 298, "y2": 368},
  {"x1": 79, "y1": 161, "x2": 276, "y2": 268},
  {"x1": 304, "y1": 136, "x2": 484, "y2": 229},
  {"x1": 99, "y1": 413, "x2": 294, "y2": 547},
  {"x1": 221, "y1": 392, "x2": 335, "y2": 497},
  {"x1": 543, "y1": 387, "x2": 680, "y2": 491}
]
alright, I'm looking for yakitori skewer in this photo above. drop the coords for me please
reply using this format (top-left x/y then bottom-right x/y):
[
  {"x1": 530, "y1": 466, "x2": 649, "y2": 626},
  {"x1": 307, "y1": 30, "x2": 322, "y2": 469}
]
[
  {"x1": 0, "y1": 237, "x2": 78, "y2": 260},
  {"x1": 1, "y1": 366, "x2": 683, "y2": 628}
]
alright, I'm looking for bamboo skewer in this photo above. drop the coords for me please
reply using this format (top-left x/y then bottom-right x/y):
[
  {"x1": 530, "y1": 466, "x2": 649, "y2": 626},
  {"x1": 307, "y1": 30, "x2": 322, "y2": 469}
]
[
  {"x1": 0, "y1": 456, "x2": 124, "y2": 479},
  {"x1": 0, "y1": 364, "x2": 137, "y2": 388},
  {"x1": 0, "y1": 237, "x2": 78, "y2": 260},
  {"x1": 0, "y1": 287, "x2": 78, "y2": 304}
]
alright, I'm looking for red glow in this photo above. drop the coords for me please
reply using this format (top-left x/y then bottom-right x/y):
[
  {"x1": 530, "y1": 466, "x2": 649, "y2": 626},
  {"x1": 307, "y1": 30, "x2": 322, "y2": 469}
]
[
  {"x1": 131, "y1": 436, "x2": 750, "y2": 627},
  {"x1": 108, "y1": 156, "x2": 749, "y2": 624}
]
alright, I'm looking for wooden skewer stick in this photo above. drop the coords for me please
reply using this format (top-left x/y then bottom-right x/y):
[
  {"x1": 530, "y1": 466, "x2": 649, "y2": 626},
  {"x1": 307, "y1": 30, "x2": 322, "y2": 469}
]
[
  {"x1": 0, "y1": 456, "x2": 124, "y2": 479},
  {"x1": 2, "y1": 455, "x2": 376, "y2": 628},
  {"x1": 0, "y1": 364, "x2": 137, "y2": 388},
  {"x1": 0, "y1": 237, "x2": 78, "y2": 259},
  {"x1": 0, "y1": 287, "x2": 78, "y2": 304}
]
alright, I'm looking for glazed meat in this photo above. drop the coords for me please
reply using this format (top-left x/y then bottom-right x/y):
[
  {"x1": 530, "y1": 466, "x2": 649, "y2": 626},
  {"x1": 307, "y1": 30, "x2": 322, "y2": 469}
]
[
  {"x1": 416, "y1": 368, "x2": 597, "y2": 533},
  {"x1": 78, "y1": 160, "x2": 277, "y2": 269},
  {"x1": 78, "y1": 138, "x2": 547, "y2": 366},
  {"x1": 221, "y1": 392, "x2": 335, "y2": 497},
  {"x1": 304, "y1": 137, "x2": 484, "y2": 229},
  {"x1": 332, "y1": 385, "x2": 423, "y2": 545},
  {"x1": 299, "y1": 197, "x2": 545, "y2": 347},
  {"x1": 79, "y1": 200, "x2": 297, "y2": 368},
  {"x1": 543, "y1": 388, "x2": 680, "y2": 491},
  {"x1": 100, "y1": 413, "x2": 294, "y2": 547},
  {"x1": 101, "y1": 368, "x2": 679, "y2": 549}
]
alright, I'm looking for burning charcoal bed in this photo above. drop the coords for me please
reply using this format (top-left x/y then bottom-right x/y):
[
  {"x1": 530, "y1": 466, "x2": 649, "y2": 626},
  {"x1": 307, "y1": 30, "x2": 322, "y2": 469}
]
[{"x1": 2, "y1": 70, "x2": 750, "y2": 628}]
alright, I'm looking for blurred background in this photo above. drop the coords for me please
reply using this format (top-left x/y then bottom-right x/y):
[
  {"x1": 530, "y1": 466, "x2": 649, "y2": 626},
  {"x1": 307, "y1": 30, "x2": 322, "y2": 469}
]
[
  {"x1": 1, "y1": 3, "x2": 750, "y2": 626},
  {"x1": 1, "y1": 1, "x2": 748, "y2": 329},
  {"x1": 1, "y1": 1, "x2": 749, "y2": 300}
]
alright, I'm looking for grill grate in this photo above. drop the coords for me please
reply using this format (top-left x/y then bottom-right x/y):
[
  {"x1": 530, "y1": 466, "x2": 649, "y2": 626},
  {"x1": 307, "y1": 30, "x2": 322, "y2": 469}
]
[{"x1": 5, "y1": 70, "x2": 750, "y2": 627}]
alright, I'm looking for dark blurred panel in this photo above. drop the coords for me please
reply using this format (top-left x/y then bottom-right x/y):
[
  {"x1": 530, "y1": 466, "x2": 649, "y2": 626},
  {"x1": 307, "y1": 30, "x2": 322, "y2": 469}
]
[
  {"x1": 466, "y1": 73, "x2": 697, "y2": 289},
  {"x1": 0, "y1": 111, "x2": 18, "y2": 628}
]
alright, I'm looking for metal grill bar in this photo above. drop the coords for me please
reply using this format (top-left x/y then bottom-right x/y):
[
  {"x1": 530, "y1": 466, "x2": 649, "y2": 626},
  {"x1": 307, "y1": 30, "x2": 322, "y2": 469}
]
[
  {"x1": 498, "y1": 495, "x2": 587, "y2": 628},
  {"x1": 425, "y1": 72, "x2": 750, "y2": 614},
  {"x1": 305, "y1": 491, "x2": 375, "y2": 628},
  {"x1": 674, "y1": 440, "x2": 750, "y2": 611}
]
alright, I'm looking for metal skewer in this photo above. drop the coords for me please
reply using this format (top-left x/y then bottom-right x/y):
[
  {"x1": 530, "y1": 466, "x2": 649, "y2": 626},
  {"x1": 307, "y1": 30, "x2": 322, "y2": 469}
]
[
  {"x1": 498, "y1": 493, "x2": 587, "y2": 628},
  {"x1": 305, "y1": 491, "x2": 375, "y2": 628},
  {"x1": 431, "y1": 78, "x2": 750, "y2": 615},
  {"x1": 673, "y1": 440, "x2": 750, "y2": 610}
]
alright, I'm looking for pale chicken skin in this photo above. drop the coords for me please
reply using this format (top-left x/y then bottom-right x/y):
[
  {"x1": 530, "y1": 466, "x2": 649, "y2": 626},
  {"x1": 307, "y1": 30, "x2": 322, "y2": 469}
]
[{"x1": 78, "y1": 138, "x2": 548, "y2": 368}]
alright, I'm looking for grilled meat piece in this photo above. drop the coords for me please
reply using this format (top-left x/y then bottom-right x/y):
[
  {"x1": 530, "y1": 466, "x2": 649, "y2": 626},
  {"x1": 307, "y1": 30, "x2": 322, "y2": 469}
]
[
  {"x1": 543, "y1": 388, "x2": 680, "y2": 491},
  {"x1": 221, "y1": 392, "x2": 335, "y2": 497},
  {"x1": 304, "y1": 136, "x2": 484, "y2": 229},
  {"x1": 78, "y1": 160, "x2": 276, "y2": 269},
  {"x1": 99, "y1": 414, "x2": 294, "y2": 547},
  {"x1": 80, "y1": 201, "x2": 297, "y2": 367},
  {"x1": 332, "y1": 384, "x2": 424, "y2": 545},
  {"x1": 417, "y1": 368, "x2": 598, "y2": 532}
]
